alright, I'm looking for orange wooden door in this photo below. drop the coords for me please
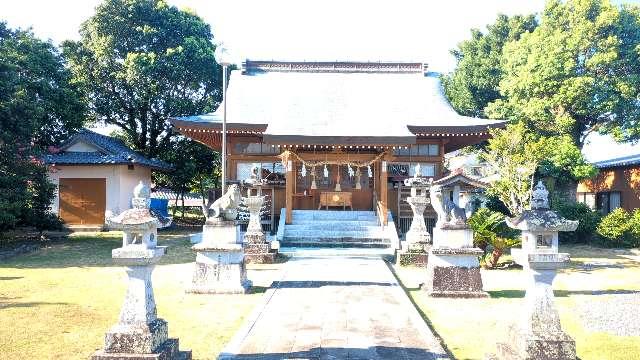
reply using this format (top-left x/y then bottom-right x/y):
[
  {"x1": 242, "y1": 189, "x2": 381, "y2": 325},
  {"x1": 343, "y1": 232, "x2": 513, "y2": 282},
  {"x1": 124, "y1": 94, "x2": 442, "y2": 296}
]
[{"x1": 59, "y1": 178, "x2": 106, "y2": 225}]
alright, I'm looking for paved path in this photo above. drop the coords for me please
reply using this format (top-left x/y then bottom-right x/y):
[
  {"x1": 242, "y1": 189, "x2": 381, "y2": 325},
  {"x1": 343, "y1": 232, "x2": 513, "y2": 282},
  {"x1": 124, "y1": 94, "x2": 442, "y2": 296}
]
[{"x1": 220, "y1": 256, "x2": 449, "y2": 360}]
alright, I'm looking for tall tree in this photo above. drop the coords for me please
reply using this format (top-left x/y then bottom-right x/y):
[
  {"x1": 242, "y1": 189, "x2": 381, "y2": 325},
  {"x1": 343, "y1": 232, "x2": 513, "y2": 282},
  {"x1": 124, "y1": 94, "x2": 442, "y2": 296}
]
[
  {"x1": 486, "y1": 0, "x2": 640, "y2": 147},
  {"x1": 442, "y1": 14, "x2": 537, "y2": 117},
  {"x1": 0, "y1": 23, "x2": 86, "y2": 230},
  {"x1": 63, "y1": 0, "x2": 222, "y2": 158}
]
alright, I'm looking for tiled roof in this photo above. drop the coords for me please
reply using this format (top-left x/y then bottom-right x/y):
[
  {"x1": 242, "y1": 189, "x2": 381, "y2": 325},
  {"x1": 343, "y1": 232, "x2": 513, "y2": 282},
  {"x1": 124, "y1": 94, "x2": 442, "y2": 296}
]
[
  {"x1": 43, "y1": 129, "x2": 173, "y2": 171},
  {"x1": 593, "y1": 153, "x2": 640, "y2": 169},
  {"x1": 172, "y1": 60, "x2": 504, "y2": 145}
]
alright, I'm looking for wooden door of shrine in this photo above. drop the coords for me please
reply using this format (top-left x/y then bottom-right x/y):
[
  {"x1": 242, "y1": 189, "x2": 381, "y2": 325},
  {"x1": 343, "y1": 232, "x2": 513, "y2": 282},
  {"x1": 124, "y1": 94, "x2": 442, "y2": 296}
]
[{"x1": 59, "y1": 178, "x2": 106, "y2": 225}]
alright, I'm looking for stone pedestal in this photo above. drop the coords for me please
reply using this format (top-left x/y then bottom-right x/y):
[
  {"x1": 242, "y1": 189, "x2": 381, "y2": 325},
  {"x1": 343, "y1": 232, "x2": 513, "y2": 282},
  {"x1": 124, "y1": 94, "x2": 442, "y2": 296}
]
[
  {"x1": 243, "y1": 195, "x2": 277, "y2": 264},
  {"x1": 422, "y1": 245, "x2": 488, "y2": 298},
  {"x1": 202, "y1": 222, "x2": 237, "y2": 244},
  {"x1": 187, "y1": 242, "x2": 251, "y2": 294},
  {"x1": 398, "y1": 195, "x2": 432, "y2": 267},
  {"x1": 492, "y1": 254, "x2": 575, "y2": 360},
  {"x1": 91, "y1": 247, "x2": 191, "y2": 359},
  {"x1": 422, "y1": 226, "x2": 487, "y2": 298},
  {"x1": 187, "y1": 220, "x2": 251, "y2": 294}
]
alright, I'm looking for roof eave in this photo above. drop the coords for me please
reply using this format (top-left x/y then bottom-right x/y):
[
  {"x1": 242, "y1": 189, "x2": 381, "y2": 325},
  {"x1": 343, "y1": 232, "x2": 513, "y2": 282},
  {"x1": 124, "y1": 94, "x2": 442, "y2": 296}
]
[{"x1": 262, "y1": 134, "x2": 416, "y2": 146}]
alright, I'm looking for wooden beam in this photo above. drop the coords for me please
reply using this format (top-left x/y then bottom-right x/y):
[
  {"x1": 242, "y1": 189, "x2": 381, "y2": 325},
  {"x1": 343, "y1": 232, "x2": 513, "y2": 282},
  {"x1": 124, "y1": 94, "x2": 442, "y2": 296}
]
[
  {"x1": 285, "y1": 160, "x2": 294, "y2": 224},
  {"x1": 380, "y1": 159, "x2": 388, "y2": 225}
]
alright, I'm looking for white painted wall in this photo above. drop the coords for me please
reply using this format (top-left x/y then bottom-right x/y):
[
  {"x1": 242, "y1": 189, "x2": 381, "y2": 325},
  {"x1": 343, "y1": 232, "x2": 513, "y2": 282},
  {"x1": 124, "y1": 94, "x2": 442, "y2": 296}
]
[{"x1": 48, "y1": 164, "x2": 152, "y2": 224}]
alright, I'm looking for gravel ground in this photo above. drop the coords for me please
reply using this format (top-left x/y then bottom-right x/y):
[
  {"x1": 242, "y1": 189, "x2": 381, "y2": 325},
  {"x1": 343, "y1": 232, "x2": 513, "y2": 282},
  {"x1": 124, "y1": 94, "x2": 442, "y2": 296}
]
[{"x1": 577, "y1": 290, "x2": 640, "y2": 336}]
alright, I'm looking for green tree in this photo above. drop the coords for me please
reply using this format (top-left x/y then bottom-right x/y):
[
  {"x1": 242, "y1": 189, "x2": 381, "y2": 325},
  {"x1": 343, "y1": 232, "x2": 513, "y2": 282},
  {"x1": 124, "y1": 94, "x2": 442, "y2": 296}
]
[
  {"x1": 442, "y1": 14, "x2": 537, "y2": 117},
  {"x1": 153, "y1": 137, "x2": 220, "y2": 218},
  {"x1": 63, "y1": 0, "x2": 222, "y2": 158},
  {"x1": 486, "y1": 0, "x2": 640, "y2": 147},
  {"x1": 0, "y1": 23, "x2": 86, "y2": 230}
]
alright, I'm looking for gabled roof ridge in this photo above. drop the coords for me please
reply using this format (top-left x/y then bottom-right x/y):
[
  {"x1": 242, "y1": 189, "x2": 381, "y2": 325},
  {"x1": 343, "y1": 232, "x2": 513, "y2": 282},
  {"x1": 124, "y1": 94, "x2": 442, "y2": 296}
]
[
  {"x1": 593, "y1": 152, "x2": 640, "y2": 168},
  {"x1": 243, "y1": 59, "x2": 428, "y2": 75},
  {"x1": 45, "y1": 128, "x2": 173, "y2": 171}
]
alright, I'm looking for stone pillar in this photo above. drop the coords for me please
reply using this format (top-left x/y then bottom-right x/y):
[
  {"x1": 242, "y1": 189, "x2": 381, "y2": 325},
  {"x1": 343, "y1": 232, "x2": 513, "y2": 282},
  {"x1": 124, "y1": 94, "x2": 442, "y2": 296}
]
[
  {"x1": 92, "y1": 249, "x2": 191, "y2": 360},
  {"x1": 492, "y1": 254, "x2": 576, "y2": 359},
  {"x1": 243, "y1": 195, "x2": 277, "y2": 264},
  {"x1": 187, "y1": 219, "x2": 251, "y2": 294},
  {"x1": 489, "y1": 181, "x2": 577, "y2": 360},
  {"x1": 93, "y1": 182, "x2": 190, "y2": 360},
  {"x1": 398, "y1": 194, "x2": 432, "y2": 267}
]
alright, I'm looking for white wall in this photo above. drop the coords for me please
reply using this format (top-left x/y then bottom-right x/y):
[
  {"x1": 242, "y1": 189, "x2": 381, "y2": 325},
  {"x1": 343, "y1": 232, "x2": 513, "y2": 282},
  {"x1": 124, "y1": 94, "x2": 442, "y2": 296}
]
[
  {"x1": 48, "y1": 164, "x2": 152, "y2": 223},
  {"x1": 118, "y1": 165, "x2": 152, "y2": 211}
]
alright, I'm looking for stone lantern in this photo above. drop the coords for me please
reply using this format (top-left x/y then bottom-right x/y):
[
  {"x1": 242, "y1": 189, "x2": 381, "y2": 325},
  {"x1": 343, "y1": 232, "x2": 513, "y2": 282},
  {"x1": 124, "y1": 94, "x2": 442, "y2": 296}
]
[
  {"x1": 422, "y1": 170, "x2": 488, "y2": 298},
  {"x1": 91, "y1": 181, "x2": 190, "y2": 360},
  {"x1": 187, "y1": 184, "x2": 251, "y2": 294},
  {"x1": 397, "y1": 164, "x2": 433, "y2": 266},
  {"x1": 491, "y1": 181, "x2": 578, "y2": 360},
  {"x1": 242, "y1": 165, "x2": 277, "y2": 264}
]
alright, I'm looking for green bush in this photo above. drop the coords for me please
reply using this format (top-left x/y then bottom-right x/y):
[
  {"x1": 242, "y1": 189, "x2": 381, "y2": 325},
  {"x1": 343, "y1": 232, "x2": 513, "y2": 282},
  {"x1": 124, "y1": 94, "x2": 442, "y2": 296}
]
[
  {"x1": 596, "y1": 208, "x2": 638, "y2": 247},
  {"x1": 629, "y1": 209, "x2": 640, "y2": 241},
  {"x1": 552, "y1": 202, "x2": 601, "y2": 243},
  {"x1": 468, "y1": 208, "x2": 520, "y2": 268}
]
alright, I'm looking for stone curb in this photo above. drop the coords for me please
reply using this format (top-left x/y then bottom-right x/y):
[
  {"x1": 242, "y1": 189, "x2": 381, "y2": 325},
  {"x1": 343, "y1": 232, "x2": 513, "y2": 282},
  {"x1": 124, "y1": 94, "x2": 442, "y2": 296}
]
[
  {"x1": 217, "y1": 260, "x2": 290, "y2": 359},
  {"x1": 384, "y1": 262, "x2": 451, "y2": 359}
]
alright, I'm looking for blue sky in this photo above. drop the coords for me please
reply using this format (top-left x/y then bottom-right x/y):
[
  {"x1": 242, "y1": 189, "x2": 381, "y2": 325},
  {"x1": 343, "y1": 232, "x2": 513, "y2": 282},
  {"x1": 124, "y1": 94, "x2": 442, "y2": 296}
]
[{"x1": 1, "y1": 0, "x2": 639, "y2": 161}]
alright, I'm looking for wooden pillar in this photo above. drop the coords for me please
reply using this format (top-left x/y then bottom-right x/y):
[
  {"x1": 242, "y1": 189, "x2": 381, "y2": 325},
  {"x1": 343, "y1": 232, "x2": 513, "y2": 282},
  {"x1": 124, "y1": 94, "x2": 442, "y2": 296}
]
[
  {"x1": 285, "y1": 160, "x2": 294, "y2": 224},
  {"x1": 380, "y1": 159, "x2": 388, "y2": 225}
]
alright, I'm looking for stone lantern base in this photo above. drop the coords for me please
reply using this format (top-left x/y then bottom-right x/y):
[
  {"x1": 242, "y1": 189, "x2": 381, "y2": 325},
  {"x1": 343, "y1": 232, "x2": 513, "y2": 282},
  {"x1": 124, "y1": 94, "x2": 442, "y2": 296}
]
[
  {"x1": 243, "y1": 232, "x2": 277, "y2": 264},
  {"x1": 422, "y1": 246, "x2": 488, "y2": 298},
  {"x1": 397, "y1": 240, "x2": 431, "y2": 267},
  {"x1": 187, "y1": 242, "x2": 251, "y2": 294},
  {"x1": 489, "y1": 324, "x2": 576, "y2": 360},
  {"x1": 91, "y1": 331, "x2": 191, "y2": 360}
]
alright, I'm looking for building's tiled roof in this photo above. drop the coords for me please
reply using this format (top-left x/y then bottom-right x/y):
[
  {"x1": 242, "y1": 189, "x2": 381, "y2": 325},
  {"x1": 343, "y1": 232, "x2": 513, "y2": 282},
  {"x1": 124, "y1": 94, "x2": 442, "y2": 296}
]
[
  {"x1": 593, "y1": 153, "x2": 640, "y2": 169},
  {"x1": 171, "y1": 60, "x2": 504, "y2": 146},
  {"x1": 43, "y1": 129, "x2": 173, "y2": 171}
]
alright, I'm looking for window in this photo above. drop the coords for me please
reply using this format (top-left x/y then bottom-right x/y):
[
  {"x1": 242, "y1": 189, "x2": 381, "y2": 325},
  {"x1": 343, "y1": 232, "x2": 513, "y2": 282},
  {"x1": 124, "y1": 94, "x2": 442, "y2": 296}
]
[
  {"x1": 595, "y1": 191, "x2": 622, "y2": 214},
  {"x1": 389, "y1": 162, "x2": 435, "y2": 177},
  {"x1": 576, "y1": 192, "x2": 596, "y2": 210},
  {"x1": 393, "y1": 144, "x2": 439, "y2": 157},
  {"x1": 236, "y1": 162, "x2": 285, "y2": 181},
  {"x1": 234, "y1": 142, "x2": 279, "y2": 154},
  {"x1": 536, "y1": 234, "x2": 552, "y2": 248}
]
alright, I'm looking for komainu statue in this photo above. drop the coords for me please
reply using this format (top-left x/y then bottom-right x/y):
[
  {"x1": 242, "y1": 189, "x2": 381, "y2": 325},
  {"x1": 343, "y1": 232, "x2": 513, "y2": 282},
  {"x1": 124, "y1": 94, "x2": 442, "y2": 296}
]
[
  {"x1": 430, "y1": 184, "x2": 467, "y2": 228},
  {"x1": 202, "y1": 184, "x2": 241, "y2": 223}
]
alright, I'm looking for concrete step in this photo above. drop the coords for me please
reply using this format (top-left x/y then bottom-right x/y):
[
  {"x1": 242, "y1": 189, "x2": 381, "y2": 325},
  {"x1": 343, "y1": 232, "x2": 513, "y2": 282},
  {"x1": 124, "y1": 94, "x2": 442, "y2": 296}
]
[
  {"x1": 284, "y1": 223, "x2": 381, "y2": 231},
  {"x1": 287, "y1": 220, "x2": 378, "y2": 226},
  {"x1": 291, "y1": 210, "x2": 377, "y2": 222},
  {"x1": 283, "y1": 230, "x2": 388, "y2": 239},
  {"x1": 279, "y1": 247, "x2": 395, "y2": 259},
  {"x1": 280, "y1": 239, "x2": 391, "y2": 249}
]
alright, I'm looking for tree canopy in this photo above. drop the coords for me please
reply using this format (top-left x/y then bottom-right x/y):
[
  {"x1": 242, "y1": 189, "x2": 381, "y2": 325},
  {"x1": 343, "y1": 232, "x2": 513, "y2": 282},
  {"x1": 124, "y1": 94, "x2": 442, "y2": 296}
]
[
  {"x1": 486, "y1": 0, "x2": 640, "y2": 147},
  {"x1": 63, "y1": 0, "x2": 222, "y2": 158},
  {"x1": 0, "y1": 22, "x2": 86, "y2": 230},
  {"x1": 442, "y1": 14, "x2": 537, "y2": 118}
]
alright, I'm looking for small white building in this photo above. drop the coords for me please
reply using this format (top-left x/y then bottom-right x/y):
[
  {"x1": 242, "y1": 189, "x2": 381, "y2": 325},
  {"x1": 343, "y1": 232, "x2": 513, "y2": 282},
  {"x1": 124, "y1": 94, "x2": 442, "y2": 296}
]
[{"x1": 43, "y1": 129, "x2": 172, "y2": 227}]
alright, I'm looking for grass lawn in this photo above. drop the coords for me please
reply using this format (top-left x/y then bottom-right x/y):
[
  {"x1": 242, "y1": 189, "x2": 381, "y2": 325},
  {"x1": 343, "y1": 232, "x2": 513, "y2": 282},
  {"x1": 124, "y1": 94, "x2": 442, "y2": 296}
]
[
  {"x1": 394, "y1": 245, "x2": 640, "y2": 360},
  {"x1": 0, "y1": 231, "x2": 283, "y2": 360}
]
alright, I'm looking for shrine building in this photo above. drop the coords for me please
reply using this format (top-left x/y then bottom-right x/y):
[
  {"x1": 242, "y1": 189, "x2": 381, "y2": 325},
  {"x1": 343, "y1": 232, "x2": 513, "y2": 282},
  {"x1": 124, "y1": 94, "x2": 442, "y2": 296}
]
[{"x1": 171, "y1": 60, "x2": 504, "y2": 239}]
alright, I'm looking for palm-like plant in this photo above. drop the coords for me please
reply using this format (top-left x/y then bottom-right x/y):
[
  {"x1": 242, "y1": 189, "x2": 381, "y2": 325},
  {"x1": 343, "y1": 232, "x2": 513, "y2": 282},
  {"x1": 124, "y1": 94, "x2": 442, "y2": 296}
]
[{"x1": 468, "y1": 208, "x2": 520, "y2": 268}]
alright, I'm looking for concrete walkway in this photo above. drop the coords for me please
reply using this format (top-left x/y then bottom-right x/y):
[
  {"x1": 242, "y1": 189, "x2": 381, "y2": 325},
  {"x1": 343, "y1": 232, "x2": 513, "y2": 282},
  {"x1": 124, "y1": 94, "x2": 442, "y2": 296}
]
[{"x1": 219, "y1": 256, "x2": 449, "y2": 360}]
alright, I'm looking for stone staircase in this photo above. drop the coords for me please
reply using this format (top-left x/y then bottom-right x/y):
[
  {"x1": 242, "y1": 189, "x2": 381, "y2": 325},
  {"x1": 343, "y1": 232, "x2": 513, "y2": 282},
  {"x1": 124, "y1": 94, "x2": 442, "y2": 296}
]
[{"x1": 279, "y1": 210, "x2": 395, "y2": 250}]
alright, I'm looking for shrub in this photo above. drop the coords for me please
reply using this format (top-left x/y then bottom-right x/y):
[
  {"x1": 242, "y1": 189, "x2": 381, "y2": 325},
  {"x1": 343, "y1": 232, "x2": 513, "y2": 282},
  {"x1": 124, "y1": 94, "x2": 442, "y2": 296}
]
[
  {"x1": 552, "y1": 202, "x2": 601, "y2": 243},
  {"x1": 596, "y1": 208, "x2": 636, "y2": 247},
  {"x1": 468, "y1": 208, "x2": 520, "y2": 268},
  {"x1": 628, "y1": 209, "x2": 640, "y2": 245}
]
